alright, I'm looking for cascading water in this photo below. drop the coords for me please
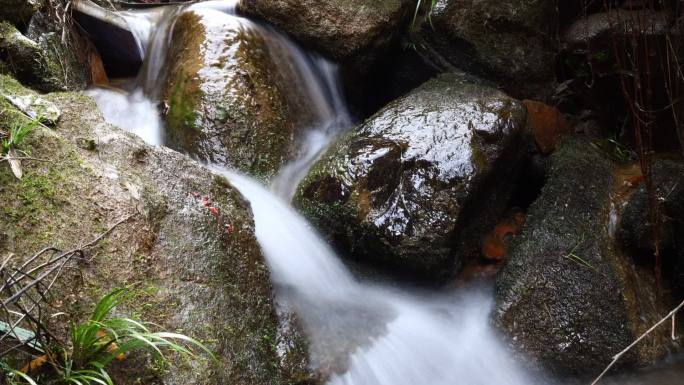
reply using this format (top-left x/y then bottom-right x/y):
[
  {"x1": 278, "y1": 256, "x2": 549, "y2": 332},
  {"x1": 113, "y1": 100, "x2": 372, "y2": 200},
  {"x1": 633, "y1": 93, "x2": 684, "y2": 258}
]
[{"x1": 84, "y1": 1, "x2": 681, "y2": 384}]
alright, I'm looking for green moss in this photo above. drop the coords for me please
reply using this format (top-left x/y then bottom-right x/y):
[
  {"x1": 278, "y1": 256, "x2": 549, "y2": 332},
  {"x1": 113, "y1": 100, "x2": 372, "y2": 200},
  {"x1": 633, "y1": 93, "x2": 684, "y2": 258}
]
[{"x1": 167, "y1": 70, "x2": 201, "y2": 132}]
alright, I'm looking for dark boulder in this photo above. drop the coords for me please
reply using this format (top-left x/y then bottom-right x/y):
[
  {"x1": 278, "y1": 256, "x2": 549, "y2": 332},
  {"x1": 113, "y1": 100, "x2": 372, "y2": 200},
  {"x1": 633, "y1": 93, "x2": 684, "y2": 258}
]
[
  {"x1": 494, "y1": 136, "x2": 669, "y2": 375},
  {"x1": 620, "y1": 160, "x2": 684, "y2": 298},
  {"x1": 421, "y1": 0, "x2": 558, "y2": 99},
  {"x1": 294, "y1": 73, "x2": 527, "y2": 280},
  {"x1": 238, "y1": 0, "x2": 412, "y2": 71},
  {"x1": 0, "y1": 0, "x2": 43, "y2": 26}
]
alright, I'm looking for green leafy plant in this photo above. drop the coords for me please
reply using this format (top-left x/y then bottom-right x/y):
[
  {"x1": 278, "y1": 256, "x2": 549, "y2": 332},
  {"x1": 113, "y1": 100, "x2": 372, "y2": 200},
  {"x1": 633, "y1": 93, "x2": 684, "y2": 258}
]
[
  {"x1": 1, "y1": 116, "x2": 41, "y2": 179},
  {"x1": 1, "y1": 118, "x2": 40, "y2": 156},
  {"x1": 1, "y1": 288, "x2": 215, "y2": 385}
]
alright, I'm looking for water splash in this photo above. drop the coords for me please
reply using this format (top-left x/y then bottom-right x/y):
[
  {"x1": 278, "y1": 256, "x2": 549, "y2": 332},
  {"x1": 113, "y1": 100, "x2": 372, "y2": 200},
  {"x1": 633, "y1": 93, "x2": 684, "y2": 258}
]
[{"x1": 85, "y1": 87, "x2": 164, "y2": 145}]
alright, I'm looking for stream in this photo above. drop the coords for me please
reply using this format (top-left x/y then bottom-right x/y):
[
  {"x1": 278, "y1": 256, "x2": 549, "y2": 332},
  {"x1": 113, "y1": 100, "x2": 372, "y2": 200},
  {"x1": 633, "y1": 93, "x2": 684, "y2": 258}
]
[{"x1": 84, "y1": 1, "x2": 683, "y2": 384}]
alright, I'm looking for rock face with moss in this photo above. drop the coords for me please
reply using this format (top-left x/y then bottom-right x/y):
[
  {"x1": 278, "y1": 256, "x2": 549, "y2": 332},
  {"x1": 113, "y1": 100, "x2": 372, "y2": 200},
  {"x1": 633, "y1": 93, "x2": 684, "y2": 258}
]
[
  {"x1": 238, "y1": 0, "x2": 411, "y2": 71},
  {"x1": 0, "y1": 20, "x2": 90, "y2": 92},
  {"x1": 294, "y1": 73, "x2": 527, "y2": 280},
  {"x1": 0, "y1": 75, "x2": 308, "y2": 385},
  {"x1": 424, "y1": 0, "x2": 557, "y2": 99},
  {"x1": 494, "y1": 137, "x2": 668, "y2": 375},
  {"x1": 0, "y1": 0, "x2": 43, "y2": 26},
  {"x1": 162, "y1": 9, "x2": 312, "y2": 181}
]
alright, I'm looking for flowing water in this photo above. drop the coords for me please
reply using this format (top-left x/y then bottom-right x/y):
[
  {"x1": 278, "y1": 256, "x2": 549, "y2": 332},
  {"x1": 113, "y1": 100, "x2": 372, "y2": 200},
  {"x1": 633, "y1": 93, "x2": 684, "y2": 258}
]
[{"x1": 84, "y1": 1, "x2": 682, "y2": 384}]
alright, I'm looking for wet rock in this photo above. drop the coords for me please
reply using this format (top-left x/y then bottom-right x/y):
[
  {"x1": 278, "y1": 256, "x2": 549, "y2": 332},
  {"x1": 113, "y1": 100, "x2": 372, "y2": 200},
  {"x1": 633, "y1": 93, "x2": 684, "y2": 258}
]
[
  {"x1": 0, "y1": 0, "x2": 43, "y2": 26},
  {"x1": 522, "y1": 100, "x2": 571, "y2": 154},
  {"x1": 563, "y1": 10, "x2": 670, "y2": 48},
  {"x1": 162, "y1": 9, "x2": 309, "y2": 181},
  {"x1": 620, "y1": 160, "x2": 684, "y2": 296},
  {"x1": 0, "y1": 21, "x2": 90, "y2": 92},
  {"x1": 238, "y1": 0, "x2": 411, "y2": 71},
  {"x1": 423, "y1": 0, "x2": 558, "y2": 99},
  {"x1": 494, "y1": 136, "x2": 669, "y2": 375},
  {"x1": 294, "y1": 73, "x2": 527, "y2": 280},
  {"x1": 0, "y1": 74, "x2": 306, "y2": 385}
]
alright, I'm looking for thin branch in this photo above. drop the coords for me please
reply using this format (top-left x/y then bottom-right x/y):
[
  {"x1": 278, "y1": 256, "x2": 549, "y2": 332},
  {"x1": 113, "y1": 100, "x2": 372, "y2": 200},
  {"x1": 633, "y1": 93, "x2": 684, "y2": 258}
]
[{"x1": 591, "y1": 299, "x2": 684, "y2": 385}]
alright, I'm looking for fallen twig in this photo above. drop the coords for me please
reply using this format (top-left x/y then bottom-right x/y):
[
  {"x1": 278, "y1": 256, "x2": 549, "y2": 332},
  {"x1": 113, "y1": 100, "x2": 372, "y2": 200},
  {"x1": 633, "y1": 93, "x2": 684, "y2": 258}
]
[{"x1": 591, "y1": 299, "x2": 684, "y2": 384}]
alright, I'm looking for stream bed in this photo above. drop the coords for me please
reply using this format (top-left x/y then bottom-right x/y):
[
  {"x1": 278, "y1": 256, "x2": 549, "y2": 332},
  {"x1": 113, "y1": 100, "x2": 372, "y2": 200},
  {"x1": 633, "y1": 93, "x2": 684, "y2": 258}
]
[{"x1": 84, "y1": 1, "x2": 683, "y2": 384}]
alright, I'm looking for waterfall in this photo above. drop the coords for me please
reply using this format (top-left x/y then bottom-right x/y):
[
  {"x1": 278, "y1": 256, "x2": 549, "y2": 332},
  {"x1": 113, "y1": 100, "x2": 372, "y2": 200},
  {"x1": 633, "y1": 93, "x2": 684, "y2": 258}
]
[{"x1": 86, "y1": 2, "x2": 537, "y2": 384}]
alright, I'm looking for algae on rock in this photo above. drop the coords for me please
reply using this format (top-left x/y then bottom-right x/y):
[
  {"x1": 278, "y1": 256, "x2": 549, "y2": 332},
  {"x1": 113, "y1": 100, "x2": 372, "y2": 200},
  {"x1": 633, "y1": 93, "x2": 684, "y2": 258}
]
[
  {"x1": 0, "y1": 74, "x2": 310, "y2": 385},
  {"x1": 162, "y1": 9, "x2": 313, "y2": 181}
]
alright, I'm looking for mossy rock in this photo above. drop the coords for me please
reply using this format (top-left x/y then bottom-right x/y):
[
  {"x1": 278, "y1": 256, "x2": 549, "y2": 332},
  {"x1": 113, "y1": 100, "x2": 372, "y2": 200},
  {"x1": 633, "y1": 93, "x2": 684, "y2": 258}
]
[
  {"x1": 294, "y1": 73, "x2": 527, "y2": 281},
  {"x1": 494, "y1": 136, "x2": 669, "y2": 375},
  {"x1": 0, "y1": 74, "x2": 309, "y2": 385},
  {"x1": 0, "y1": 20, "x2": 89, "y2": 92},
  {"x1": 162, "y1": 9, "x2": 312, "y2": 181}
]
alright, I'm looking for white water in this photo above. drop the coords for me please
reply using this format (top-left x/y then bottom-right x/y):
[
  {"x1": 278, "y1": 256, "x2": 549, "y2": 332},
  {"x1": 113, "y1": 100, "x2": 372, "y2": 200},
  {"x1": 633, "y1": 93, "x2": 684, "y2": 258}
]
[
  {"x1": 82, "y1": 2, "x2": 674, "y2": 385},
  {"x1": 85, "y1": 2, "x2": 536, "y2": 384},
  {"x1": 226, "y1": 172, "x2": 536, "y2": 385}
]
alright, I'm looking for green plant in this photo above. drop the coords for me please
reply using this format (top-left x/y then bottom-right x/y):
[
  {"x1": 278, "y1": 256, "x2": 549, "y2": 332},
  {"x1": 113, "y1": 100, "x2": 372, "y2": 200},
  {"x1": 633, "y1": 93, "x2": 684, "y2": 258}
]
[
  {"x1": 1, "y1": 288, "x2": 215, "y2": 385},
  {"x1": 563, "y1": 235, "x2": 596, "y2": 271},
  {"x1": 1, "y1": 118, "x2": 40, "y2": 156}
]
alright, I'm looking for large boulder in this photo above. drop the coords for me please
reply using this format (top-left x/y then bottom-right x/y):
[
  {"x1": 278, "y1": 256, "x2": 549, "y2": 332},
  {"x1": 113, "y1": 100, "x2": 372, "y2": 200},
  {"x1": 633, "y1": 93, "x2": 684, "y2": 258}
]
[
  {"x1": 0, "y1": 75, "x2": 308, "y2": 385},
  {"x1": 293, "y1": 73, "x2": 527, "y2": 280},
  {"x1": 494, "y1": 136, "x2": 669, "y2": 375},
  {"x1": 0, "y1": 20, "x2": 90, "y2": 92},
  {"x1": 238, "y1": 0, "x2": 411, "y2": 71},
  {"x1": 162, "y1": 8, "x2": 313, "y2": 181},
  {"x1": 0, "y1": 0, "x2": 43, "y2": 26},
  {"x1": 422, "y1": 0, "x2": 558, "y2": 99}
]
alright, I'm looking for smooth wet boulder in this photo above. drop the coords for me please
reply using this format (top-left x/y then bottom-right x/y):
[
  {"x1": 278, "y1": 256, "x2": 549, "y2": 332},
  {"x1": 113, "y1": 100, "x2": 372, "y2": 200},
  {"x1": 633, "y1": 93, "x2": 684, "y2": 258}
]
[
  {"x1": 0, "y1": 74, "x2": 308, "y2": 385},
  {"x1": 423, "y1": 0, "x2": 557, "y2": 99},
  {"x1": 0, "y1": 21, "x2": 90, "y2": 92},
  {"x1": 494, "y1": 137, "x2": 669, "y2": 375},
  {"x1": 294, "y1": 73, "x2": 527, "y2": 280},
  {"x1": 162, "y1": 9, "x2": 309, "y2": 181},
  {"x1": 238, "y1": 0, "x2": 411, "y2": 71},
  {"x1": 0, "y1": 0, "x2": 43, "y2": 26}
]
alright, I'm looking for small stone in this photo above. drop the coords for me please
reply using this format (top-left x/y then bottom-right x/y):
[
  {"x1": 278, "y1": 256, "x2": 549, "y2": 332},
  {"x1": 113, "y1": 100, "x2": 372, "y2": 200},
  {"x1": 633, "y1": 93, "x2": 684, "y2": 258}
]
[
  {"x1": 76, "y1": 138, "x2": 97, "y2": 151},
  {"x1": 2, "y1": 92, "x2": 62, "y2": 124}
]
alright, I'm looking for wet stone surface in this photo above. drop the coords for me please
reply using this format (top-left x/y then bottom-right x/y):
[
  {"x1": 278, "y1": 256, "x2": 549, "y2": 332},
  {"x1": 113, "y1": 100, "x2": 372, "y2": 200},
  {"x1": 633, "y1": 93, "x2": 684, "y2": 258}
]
[{"x1": 294, "y1": 73, "x2": 527, "y2": 281}]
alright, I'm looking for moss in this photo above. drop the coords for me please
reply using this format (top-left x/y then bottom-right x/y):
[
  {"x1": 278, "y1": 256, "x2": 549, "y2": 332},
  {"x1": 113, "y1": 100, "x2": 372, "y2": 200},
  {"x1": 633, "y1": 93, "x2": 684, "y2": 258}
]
[{"x1": 166, "y1": 70, "x2": 202, "y2": 132}]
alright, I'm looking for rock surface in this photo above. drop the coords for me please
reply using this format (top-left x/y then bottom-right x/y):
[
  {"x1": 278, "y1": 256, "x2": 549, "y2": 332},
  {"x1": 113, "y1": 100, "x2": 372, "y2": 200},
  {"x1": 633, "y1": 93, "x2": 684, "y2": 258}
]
[
  {"x1": 162, "y1": 9, "x2": 310, "y2": 181},
  {"x1": 0, "y1": 75, "x2": 307, "y2": 385},
  {"x1": 620, "y1": 160, "x2": 684, "y2": 297},
  {"x1": 294, "y1": 73, "x2": 527, "y2": 280},
  {"x1": 494, "y1": 136, "x2": 668, "y2": 375},
  {"x1": 0, "y1": 0, "x2": 43, "y2": 26},
  {"x1": 424, "y1": 0, "x2": 557, "y2": 99},
  {"x1": 0, "y1": 20, "x2": 90, "y2": 92},
  {"x1": 238, "y1": 0, "x2": 411, "y2": 71}
]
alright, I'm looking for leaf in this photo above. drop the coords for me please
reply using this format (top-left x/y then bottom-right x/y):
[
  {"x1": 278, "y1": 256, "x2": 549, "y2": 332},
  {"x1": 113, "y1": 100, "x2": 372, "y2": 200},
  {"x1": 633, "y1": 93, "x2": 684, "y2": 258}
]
[{"x1": 7, "y1": 148, "x2": 22, "y2": 179}]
